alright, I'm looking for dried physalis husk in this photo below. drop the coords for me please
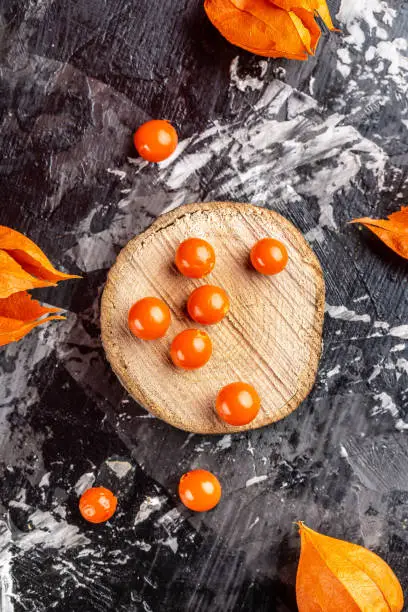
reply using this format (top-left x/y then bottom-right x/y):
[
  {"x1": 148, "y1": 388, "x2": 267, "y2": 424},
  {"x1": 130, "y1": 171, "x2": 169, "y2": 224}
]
[
  {"x1": 0, "y1": 225, "x2": 79, "y2": 346},
  {"x1": 0, "y1": 291, "x2": 64, "y2": 347},
  {"x1": 0, "y1": 225, "x2": 80, "y2": 290},
  {"x1": 351, "y1": 206, "x2": 408, "y2": 260},
  {"x1": 204, "y1": 0, "x2": 336, "y2": 60},
  {"x1": 296, "y1": 523, "x2": 404, "y2": 612}
]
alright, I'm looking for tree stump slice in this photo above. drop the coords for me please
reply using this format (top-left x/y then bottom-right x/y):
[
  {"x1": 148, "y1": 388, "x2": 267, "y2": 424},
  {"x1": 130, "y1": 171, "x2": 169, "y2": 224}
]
[{"x1": 101, "y1": 202, "x2": 325, "y2": 434}]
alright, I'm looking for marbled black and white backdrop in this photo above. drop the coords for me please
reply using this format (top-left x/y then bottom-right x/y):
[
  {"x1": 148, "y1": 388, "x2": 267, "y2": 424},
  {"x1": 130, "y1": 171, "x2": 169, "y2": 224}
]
[{"x1": 0, "y1": 0, "x2": 408, "y2": 610}]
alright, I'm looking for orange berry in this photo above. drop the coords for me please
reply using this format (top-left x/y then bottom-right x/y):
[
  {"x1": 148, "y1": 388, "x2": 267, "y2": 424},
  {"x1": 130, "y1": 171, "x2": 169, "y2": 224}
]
[
  {"x1": 133, "y1": 119, "x2": 178, "y2": 162},
  {"x1": 250, "y1": 238, "x2": 288, "y2": 275},
  {"x1": 128, "y1": 297, "x2": 171, "y2": 340},
  {"x1": 79, "y1": 487, "x2": 117, "y2": 524},
  {"x1": 178, "y1": 469, "x2": 221, "y2": 512},
  {"x1": 170, "y1": 329, "x2": 212, "y2": 370},
  {"x1": 175, "y1": 238, "x2": 215, "y2": 278},
  {"x1": 187, "y1": 285, "x2": 229, "y2": 325},
  {"x1": 216, "y1": 382, "x2": 260, "y2": 426}
]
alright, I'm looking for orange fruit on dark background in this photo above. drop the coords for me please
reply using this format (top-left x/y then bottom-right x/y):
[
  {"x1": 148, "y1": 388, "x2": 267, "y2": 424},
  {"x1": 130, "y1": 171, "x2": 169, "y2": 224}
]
[
  {"x1": 179, "y1": 469, "x2": 222, "y2": 512},
  {"x1": 79, "y1": 487, "x2": 117, "y2": 524},
  {"x1": 134, "y1": 119, "x2": 178, "y2": 162}
]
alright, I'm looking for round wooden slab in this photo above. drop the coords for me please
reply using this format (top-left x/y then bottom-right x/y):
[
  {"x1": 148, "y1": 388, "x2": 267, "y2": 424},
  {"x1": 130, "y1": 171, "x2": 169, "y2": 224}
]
[{"x1": 101, "y1": 202, "x2": 325, "y2": 434}]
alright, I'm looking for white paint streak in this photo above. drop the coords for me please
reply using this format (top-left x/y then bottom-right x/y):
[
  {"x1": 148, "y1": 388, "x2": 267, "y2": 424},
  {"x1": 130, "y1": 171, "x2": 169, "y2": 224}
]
[
  {"x1": 390, "y1": 344, "x2": 406, "y2": 353},
  {"x1": 337, "y1": 0, "x2": 383, "y2": 31},
  {"x1": 337, "y1": 62, "x2": 351, "y2": 79},
  {"x1": 396, "y1": 420, "x2": 408, "y2": 432},
  {"x1": 11, "y1": 509, "x2": 90, "y2": 554},
  {"x1": 372, "y1": 392, "x2": 398, "y2": 418},
  {"x1": 371, "y1": 392, "x2": 408, "y2": 433},
  {"x1": 107, "y1": 168, "x2": 127, "y2": 180},
  {"x1": 39, "y1": 472, "x2": 51, "y2": 488},
  {"x1": 135, "y1": 540, "x2": 152, "y2": 552},
  {"x1": 0, "y1": 521, "x2": 14, "y2": 612},
  {"x1": 217, "y1": 435, "x2": 232, "y2": 450},
  {"x1": 396, "y1": 358, "x2": 408, "y2": 378},
  {"x1": 336, "y1": 0, "x2": 407, "y2": 126},
  {"x1": 389, "y1": 325, "x2": 408, "y2": 340},
  {"x1": 74, "y1": 472, "x2": 95, "y2": 495},
  {"x1": 373, "y1": 321, "x2": 390, "y2": 329},
  {"x1": 325, "y1": 304, "x2": 371, "y2": 323},
  {"x1": 304, "y1": 226, "x2": 325, "y2": 243},
  {"x1": 134, "y1": 496, "x2": 166, "y2": 525},
  {"x1": 245, "y1": 475, "x2": 267, "y2": 488},
  {"x1": 165, "y1": 152, "x2": 212, "y2": 190},
  {"x1": 338, "y1": 48, "x2": 352, "y2": 65},
  {"x1": 340, "y1": 445, "x2": 349, "y2": 458},
  {"x1": 327, "y1": 365, "x2": 341, "y2": 378},
  {"x1": 159, "y1": 536, "x2": 178, "y2": 554},
  {"x1": 337, "y1": 0, "x2": 383, "y2": 29},
  {"x1": 376, "y1": 39, "x2": 408, "y2": 75},
  {"x1": 106, "y1": 460, "x2": 132, "y2": 479},
  {"x1": 368, "y1": 364, "x2": 382, "y2": 383},
  {"x1": 249, "y1": 516, "x2": 260, "y2": 530}
]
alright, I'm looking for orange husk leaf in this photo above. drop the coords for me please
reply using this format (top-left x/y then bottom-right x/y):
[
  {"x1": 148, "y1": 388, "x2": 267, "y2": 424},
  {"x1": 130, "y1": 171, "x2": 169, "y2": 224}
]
[
  {"x1": 204, "y1": 0, "x2": 311, "y2": 59},
  {"x1": 268, "y1": 0, "x2": 337, "y2": 30},
  {"x1": 0, "y1": 250, "x2": 54, "y2": 299},
  {"x1": 0, "y1": 315, "x2": 65, "y2": 347},
  {"x1": 0, "y1": 225, "x2": 80, "y2": 283},
  {"x1": 351, "y1": 206, "x2": 408, "y2": 259},
  {"x1": 296, "y1": 522, "x2": 404, "y2": 612},
  {"x1": 287, "y1": 9, "x2": 321, "y2": 54},
  {"x1": 0, "y1": 291, "x2": 61, "y2": 321}
]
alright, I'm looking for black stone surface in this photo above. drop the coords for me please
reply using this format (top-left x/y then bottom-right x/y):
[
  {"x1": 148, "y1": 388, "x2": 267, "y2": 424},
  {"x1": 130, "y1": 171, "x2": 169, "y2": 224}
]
[{"x1": 0, "y1": 0, "x2": 408, "y2": 610}]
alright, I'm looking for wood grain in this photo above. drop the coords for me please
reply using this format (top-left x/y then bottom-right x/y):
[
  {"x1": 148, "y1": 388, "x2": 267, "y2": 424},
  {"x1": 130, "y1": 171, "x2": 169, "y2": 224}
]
[{"x1": 101, "y1": 202, "x2": 325, "y2": 434}]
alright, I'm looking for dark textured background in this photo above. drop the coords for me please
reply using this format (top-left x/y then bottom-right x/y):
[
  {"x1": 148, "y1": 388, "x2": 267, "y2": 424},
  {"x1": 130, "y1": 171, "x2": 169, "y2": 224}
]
[{"x1": 0, "y1": 0, "x2": 408, "y2": 610}]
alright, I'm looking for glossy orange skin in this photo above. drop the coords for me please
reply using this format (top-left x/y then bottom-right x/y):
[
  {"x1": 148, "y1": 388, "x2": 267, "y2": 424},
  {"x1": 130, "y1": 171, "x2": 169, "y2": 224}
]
[
  {"x1": 133, "y1": 119, "x2": 178, "y2": 162},
  {"x1": 170, "y1": 329, "x2": 212, "y2": 369},
  {"x1": 250, "y1": 237, "x2": 288, "y2": 275},
  {"x1": 216, "y1": 382, "x2": 260, "y2": 426},
  {"x1": 178, "y1": 469, "x2": 222, "y2": 512},
  {"x1": 79, "y1": 487, "x2": 117, "y2": 524},
  {"x1": 187, "y1": 285, "x2": 230, "y2": 325},
  {"x1": 175, "y1": 238, "x2": 215, "y2": 278},
  {"x1": 128, "y1": 297, "x2": 171, "y2": 340}
]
